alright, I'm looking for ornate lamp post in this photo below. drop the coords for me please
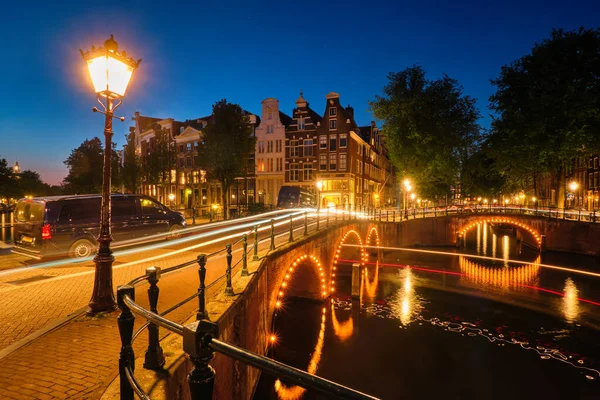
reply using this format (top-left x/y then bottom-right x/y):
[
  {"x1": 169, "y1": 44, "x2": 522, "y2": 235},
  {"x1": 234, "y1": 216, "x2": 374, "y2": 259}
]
[
  {"x1": 81, "y1": 35, "x2": 141, "y2": 314},
  {"x1": 569, "y1": 181, "x2": 579, "y2": 209},
  {"x1": 403, "y1": 179, "x2": 411, "y2": 219}
]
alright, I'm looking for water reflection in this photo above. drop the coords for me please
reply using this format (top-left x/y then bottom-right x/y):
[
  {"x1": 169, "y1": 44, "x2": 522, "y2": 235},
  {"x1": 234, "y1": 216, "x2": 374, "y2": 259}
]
[
  {"x1": 459, "y1": 256, "x2": 541, "y2": 289},
  {"x1": 389, "y1": 268, "x2": 424, "y2": 325},
  {"x1": 562, "y1": 278, "x2": 580, "y2": 323},
  {"x1": 362, "y1": 261, "x2": 379, "y2": 299},
  {"x1": 331, "y1": 301, "x2": 354, "y2": 341},
  {"x1": 274, "y1": 307, "x2": 327, "y2": 400}
]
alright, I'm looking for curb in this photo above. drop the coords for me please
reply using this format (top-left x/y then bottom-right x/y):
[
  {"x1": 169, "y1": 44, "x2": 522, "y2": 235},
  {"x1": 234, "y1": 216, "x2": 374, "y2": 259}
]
[{"x1": 0, "y1": 306, "x2": 87, "y2": 361}]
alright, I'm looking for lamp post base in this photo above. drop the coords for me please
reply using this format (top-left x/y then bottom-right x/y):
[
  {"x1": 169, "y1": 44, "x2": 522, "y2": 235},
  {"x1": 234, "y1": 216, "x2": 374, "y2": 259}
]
[{"x1": 88, "y1": 251, "x2": 117, "y2": 314}]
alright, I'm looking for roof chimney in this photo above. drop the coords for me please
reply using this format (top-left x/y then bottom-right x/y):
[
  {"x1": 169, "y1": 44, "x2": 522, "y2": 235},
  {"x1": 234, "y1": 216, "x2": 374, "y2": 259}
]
[{"x1": 346, "y1": 105, "x2": 354, "y2": 120}]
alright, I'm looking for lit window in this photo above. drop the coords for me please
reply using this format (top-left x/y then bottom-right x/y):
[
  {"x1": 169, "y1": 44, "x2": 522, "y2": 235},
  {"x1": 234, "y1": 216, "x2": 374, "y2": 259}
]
[
  {"x1": 319, "y1": 135, "x2": 327, "y2": 149},
  {"x1": 339, "y1": 153, "x2": 347, "y2": 171},
  {"x1": 257, "y1": 159, "x2": 265, "y2": 172},
  {"x1": 303, "y1": 164, "x2": 313, "y2": 181},
  {"x1": 289, "y1": 163, "x2": 299, "y2": 181},
  {"x1": 339, "y1": 134, "x2": 347, "y2": 148},
  {"x1": 329, "y1": 154, "x2": 337, "y2": 170},
  {"x1": 320, "y1": 155, "x2": 327, "y2": 171},
  {"x1": 186, "y1": 143, "x2": 192, "y2": 152},
  {"x1": 290, "y1": 140, "x2": 299, "y2": 157},
  {"x1": 303, "y1": 139, "x2": 313, "y2": 157}
]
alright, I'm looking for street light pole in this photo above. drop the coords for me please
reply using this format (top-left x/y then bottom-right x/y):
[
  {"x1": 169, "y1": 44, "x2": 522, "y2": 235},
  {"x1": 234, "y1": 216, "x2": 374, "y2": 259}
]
[{"x1": 81, "y1": 35, "x2": 140, "y2": 314}]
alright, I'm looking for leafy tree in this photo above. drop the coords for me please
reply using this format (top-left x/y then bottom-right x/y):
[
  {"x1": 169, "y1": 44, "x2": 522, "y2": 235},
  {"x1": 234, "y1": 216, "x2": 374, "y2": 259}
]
[
  {"x1": 142, "y1": 127, "x2": 176, "y2": 199},
  {"x1": 489, "y1": 27, "x2": 600, "y2": 208},
  {"x1": 122, "y1": 129, "x2": 143, "y2": 193},
  {"x1": 63, "y1": 137, "x2": 121, "y2": 194},
  {"x1": 197, "y1": 99, "x2": 255, "y2": 219},
  {"x1": 0, "y1": 157, "x2": 18, "y2": 200},
  {"x1": 16, "y1": 170, "x2": 52, "y2": 197},
  {"x1": 461, "y1": 146, "x2": 506, "y2": 198},
  {"x1": 370, "y1": 66, "x2": 482, "y2": 201}
]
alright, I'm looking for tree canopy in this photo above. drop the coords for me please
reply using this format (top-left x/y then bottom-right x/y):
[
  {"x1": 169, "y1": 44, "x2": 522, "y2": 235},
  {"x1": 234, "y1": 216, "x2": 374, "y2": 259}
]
[
  {"x1": 488, "y1": 27, "x2": 600, "y2": 207},
  {"x1": 63, "y1": 137, "x2": 121, "y2": 194},
  {"x1": 122, "y1": 129, "x2": 143, "y2": 194},
  {"x1": 370, "y1": 65, "x2": 482, "y2": 201},
  {"x1": 0, "y1": 156, "x2": 58, "y2": 200},
  {"x1": 197, "y1": 99, "x2": 255, "y2": 218}
]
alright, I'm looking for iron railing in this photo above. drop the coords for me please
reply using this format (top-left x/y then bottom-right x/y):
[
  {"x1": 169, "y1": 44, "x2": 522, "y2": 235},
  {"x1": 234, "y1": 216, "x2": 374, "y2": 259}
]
[{"x1": 115, "y1": 209, "x2": 380, "y2": 399}]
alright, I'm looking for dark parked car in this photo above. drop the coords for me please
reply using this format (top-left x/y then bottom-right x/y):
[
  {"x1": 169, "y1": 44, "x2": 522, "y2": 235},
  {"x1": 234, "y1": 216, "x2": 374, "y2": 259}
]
[{"x1": 11, "y1": 194, "x2": 186, "y2": 259}]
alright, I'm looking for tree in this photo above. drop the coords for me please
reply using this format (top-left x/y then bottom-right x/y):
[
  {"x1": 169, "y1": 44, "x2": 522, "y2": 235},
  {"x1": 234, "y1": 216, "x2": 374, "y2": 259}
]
[
  {"x1": 489, "y1": 27, "x2": 600, "y2": 208},
  {"x1": 16, "y1": 170, "x2": 52, "y2": 197},
  {"x1": 0, "y1": 157, "x2": 18, "y2": 200},
  {"x1": 122, "y1": 129, "x2": 143, "y2": 193},
  {"x1": 370, "y1": 66, "x2": 482, "y2": 201},
  {"x1": 63, "y1": 137, "x2": 121, "y2": 194},
  {"x1": 197, "y1": 99, "x2": 255, "y2": 219}
]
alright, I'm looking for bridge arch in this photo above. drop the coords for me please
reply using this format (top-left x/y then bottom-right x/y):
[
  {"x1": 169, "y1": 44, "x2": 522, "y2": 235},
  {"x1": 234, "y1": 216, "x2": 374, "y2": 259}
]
[
  {"x1": 330, "y1": 229, "x2": 365, "y2": 294},
  {"x1": 273, "y1": 254, "x2": 327, "y2": 314},
  {"x1": 457, "y1": 216, "x2": 542, "y2": 247}
]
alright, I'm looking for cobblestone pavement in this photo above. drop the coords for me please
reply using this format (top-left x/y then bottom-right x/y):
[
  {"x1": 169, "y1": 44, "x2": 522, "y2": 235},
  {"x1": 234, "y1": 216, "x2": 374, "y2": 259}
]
[{"x1": 0, "y1": 212, "x2": 323, "y2": 399}]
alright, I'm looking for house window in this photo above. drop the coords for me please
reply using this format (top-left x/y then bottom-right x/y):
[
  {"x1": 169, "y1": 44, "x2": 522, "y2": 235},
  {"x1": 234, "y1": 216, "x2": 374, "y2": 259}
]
[
  {"x1": 257, "y1": 159, "x2": 265, "y2": 172},
  {"x1": 179, "y1": 158, "x2": 184, "y2": 168},
  {"x1": 329, "y1": 135, "x2": 337, "y2": 151},
  {"x1": 298, "y1": 118, "x2": 305, "y2": 130},
  {"x1": 258, "y1": 141, "x2": 265, "y2": 153},
  {"x1": 193, "y1": 171, "x2": 199, "y2": 184},
  {"x1": 319, "y1": 135, "x2": 327, "y2": 149},
  {"x1": 595, "y1": 172, "x2": 599, "y2": 188},
  {"x1": 201, "y1": 188, "x2": 207, "y2": 205},
  {"x1": 290, "y1": 140, "x2": 299, "y2": 157},
  {"x1": 180, "y1": 127, "x2": 185, "y2": 134},
  {"x1": 320, "y1": 155, "x2": 327, "y2": 171},
  {"x1": 329, "y1": 107, "x2": 337, "y2": 116},
  {"x1": 194, "y1": 141, "x2": 199, "y2": 150},
  {"x1": 339, "y1": 133, "x2": 347, "y2": 148},
  {"x1": 193, "y1": 155, "x2": 198, "y2": 167},
  {"x1": 267, "y1": 125, "x2": 274, "y2": 134},
  {"x1": 267, "y1": 141, "x2": 273, "y2": 153},
  {"x1": 589, "y1": 158, "x2": 593, "y2": 168},
  {"x1": 303, "y1": 164, "x2": 313, "y2": 181},
  {"x1": 179, "y1": 144, "x2": 184, "y2": 153},
  {"x1": 267, "y1": 158, "x2": 273, "y2": 172},
  {"x1": 170, "y1": 169, "x2": 176, "y2": 183},
  {"x1": 186, "y1": 143, "x2": 192, "y2": 152},
  {"x1": 276, "y1": 140, "x2": 282, "y2": 153},
  {"x1": 303, "y1": 139, "x2": 313, "y2": 157},
  {"x1": 289, "y1": 163, "x2": 299, "y2": 181},
  {"x1": 186, "y1": 157, "x2": 192, "y2": 167},
  {"x1": 329, "y1": 119, "x2": 337, "y2": 130},
  {"x1": 180, "y1": 172, "x2": 185, "y2": 184},
  {"x1": 595, "y1": 157, "x2": 599, "y2": 169},
  {"x1": 329, "y1": 154, "x2": 337, "y2": 170},
  {"x1": 339, "y1": 153, "x2": 347, "y2": 171},
  {"x1": 589, "y1": 174, "x2": 594, "y2": 189},
  {"x1": 276, "y1": 158, "x2": 283, "y2": 171}
]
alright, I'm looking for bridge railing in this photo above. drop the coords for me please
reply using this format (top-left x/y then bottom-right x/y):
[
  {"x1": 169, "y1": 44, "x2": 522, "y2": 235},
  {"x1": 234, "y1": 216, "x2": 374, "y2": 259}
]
[{"x1": 114, "y1": 209, "x2": 378, "y2": 400}]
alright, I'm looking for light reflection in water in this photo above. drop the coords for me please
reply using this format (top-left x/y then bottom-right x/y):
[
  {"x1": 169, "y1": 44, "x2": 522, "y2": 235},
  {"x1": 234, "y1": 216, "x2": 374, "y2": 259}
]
[
  {"x1": 476, "y1": 223, "x2": 481, "y2": 255},
  {"x1": 459, "y1": 256, "x2": 541, "y2": 289},
  {"x1": 362, "y1": 261, "x2": 379, "y2": 298},
  {"x1": 492, "y1": 233, "x2": 497, "y2": 258},
  {"x1": 275, "y1": 307, "x2": 327, "y2": 400},
  {"x1": 502, "y1": 235, "x2": 510, "y2": 267},
  {"x1": 482, "y1": 222, "x2": 487, "y2": 256},
  {"x1": 331, "y1": 301, "x2": 354, "y2": 341},
  {"x1": 562, "y1": 278, "x2": 580, "y2": 323},
  {"x1": 389, "y1": 268, "x2": 424, "y2": 325}
]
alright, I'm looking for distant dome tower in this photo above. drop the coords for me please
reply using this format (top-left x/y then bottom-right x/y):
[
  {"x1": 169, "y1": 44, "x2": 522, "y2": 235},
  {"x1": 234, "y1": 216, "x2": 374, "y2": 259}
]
[{"x1": 13, "y1": 161, "x2": 20, "y2": 174}]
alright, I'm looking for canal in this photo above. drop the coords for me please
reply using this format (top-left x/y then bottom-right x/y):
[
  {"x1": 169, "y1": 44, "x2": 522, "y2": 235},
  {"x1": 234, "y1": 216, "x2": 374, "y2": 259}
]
[{"x1": 254, "y1": 222, "x2": 600, "y2": 399}]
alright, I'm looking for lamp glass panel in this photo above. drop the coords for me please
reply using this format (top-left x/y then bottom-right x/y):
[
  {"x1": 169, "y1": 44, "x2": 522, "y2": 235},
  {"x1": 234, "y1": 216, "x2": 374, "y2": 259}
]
[{"x1": 86, "y1": 54, "x2": 134, "y2": 97}]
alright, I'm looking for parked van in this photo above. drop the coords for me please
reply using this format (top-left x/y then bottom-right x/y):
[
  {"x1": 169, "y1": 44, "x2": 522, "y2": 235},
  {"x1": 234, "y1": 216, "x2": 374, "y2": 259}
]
[
  {"x1": 12, "y1": 194, "x2": 186, "y2": 259},
  {"x1": 276, "y1": 186, "x2": 317, "y2": 208}
]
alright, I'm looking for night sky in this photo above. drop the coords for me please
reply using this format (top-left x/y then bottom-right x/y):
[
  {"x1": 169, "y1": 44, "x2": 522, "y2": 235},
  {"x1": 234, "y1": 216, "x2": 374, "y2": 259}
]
[{"x1": 1, "y1": 0, "x2": 598, "y2": 185}]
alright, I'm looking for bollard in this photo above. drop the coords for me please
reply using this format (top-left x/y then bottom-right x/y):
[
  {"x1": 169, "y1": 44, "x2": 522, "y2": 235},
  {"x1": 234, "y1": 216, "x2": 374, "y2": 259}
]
[
  {"x1": 392, "y1": 210, "x2": 395, "y2": 222},
  {"x1": 224, "y1": 244, "x2": 234, "y2": 296},
  {"x1": 289, "y1": 215, "x2": 294, "y2": 242},
  {"x1": 144, "y1": 267, "x2": 166, "y2": 370},
  {"x1": 270, "y1": 219, "x2": 276, "y2": 251},
  {"x1": 117, "y1": 285, "x2": 136, "y2": 400},
  {"x1": 304, "y1": 212, "x2": 308, "y2": 236},
  {"x1": 209, "y1": 210, "x2": 213, "y2": 223},
  {"x1": 192, "y1": 208, "x2": 196, "y2": 225},
  {"x1": 241, "y1": 234, "x2": 249, "y2": 276},
  {"x1": 252, "y1": 225, "x2": 259, "y2": 261},
  {"x1": 183, "y1": 320, "x2": 218, "y2": 400},
  {"x1": 196, "y1": 254, "x2": 208, "y2": 320}
]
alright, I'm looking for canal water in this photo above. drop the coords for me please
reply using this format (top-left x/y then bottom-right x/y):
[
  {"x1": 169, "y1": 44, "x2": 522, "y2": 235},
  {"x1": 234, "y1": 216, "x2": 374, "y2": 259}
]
[{"x1": 254, "y1": 223, "x2": 600, "y2": 399}]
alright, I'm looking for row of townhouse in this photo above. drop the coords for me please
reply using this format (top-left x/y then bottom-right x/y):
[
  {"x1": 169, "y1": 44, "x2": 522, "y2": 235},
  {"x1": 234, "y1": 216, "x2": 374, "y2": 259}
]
[{"x1": 130, "y1": 91, "x2": 395, "y2": 211}]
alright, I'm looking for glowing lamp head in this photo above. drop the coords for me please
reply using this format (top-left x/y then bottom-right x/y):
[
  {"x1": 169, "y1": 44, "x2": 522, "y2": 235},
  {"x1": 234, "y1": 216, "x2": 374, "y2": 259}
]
[
  {"x1": 569, "y1": 182, "x2": 578, "y2": 191},
  {"x1": 80, "y1": 35, "x2": 141, "y2": 98},
  {"x1": 168, "y1": 193, "x2": 175, "y2": 201},
  {"x1": 316, "y1": 180, "x2": 323, "y2": 190},
  {"x1": 410, "y1": 193, "x2": 416, "y2": 200},
  {"x1": 532, "y1": 196, "x2": 537, "y2": 202}
]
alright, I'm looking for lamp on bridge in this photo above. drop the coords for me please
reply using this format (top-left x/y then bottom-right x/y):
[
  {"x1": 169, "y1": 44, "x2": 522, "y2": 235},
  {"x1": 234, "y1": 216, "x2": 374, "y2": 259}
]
[
  {"x1": 81, "y1": 35, "x2": 141, "y2": 314},
  {"x1": 316, "y1": 180, "x2": 323, "y2": 211},
  {"x1": 169, "y1": 193, "x2": 175, "y2": 208},
  {"x1": 569, "y1": 181, "x2": 579, "y2": 209},
  {"x1": 403, "y1": 179, "x2": 412, "y2": 219}
]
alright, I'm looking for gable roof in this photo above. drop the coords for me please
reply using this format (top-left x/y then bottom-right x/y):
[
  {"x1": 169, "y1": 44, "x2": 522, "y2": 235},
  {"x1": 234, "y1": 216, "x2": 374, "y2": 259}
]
[
  {"x1": 279, "y1": 111, "x2": 292, "y2": 127},
  {"x1": 136, "y1": 115, "x2": 162, "y2": 131}
]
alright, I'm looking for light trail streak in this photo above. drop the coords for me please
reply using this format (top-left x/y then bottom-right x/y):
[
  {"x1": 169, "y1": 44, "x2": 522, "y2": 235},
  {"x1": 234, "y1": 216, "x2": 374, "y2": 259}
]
[{"x1": 341, "y1": 244, "x2": 600, "y2": 279}]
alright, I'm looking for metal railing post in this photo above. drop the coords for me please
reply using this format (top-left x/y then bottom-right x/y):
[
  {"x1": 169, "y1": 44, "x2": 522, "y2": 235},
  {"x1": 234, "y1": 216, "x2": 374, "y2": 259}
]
[
  {"x1": 563, "y1": 207, "x2": 566, "y2": 220},
  {"x1": 196, "y1": 254, "x2": 208, "y2": 320},
  {"x1": 183, "y1": 320, "x2": 219, "y2": 400},
  {"x1": 225, "y1": 244, "x2": 234, "y2": 296},
  {"x1": 270, "y1": 219, "x2": 276, "y2": 250},
  {"x1": 386, "y1": 210, "x2": 389, "y2": 221},
  {"x1": 192, "y1": 208, "x2": 196, "y2": 225},
  {"x1": 144, "y1": 267, "x2": 165, "y2": 370},
  {"x1": 253, "y1": 225, "x2": 259, "y2": 261},
  {"x1": 241, "y1": 234, "x2": 249, "y2": 276},
  {"x1": 289, "y1": 215, "x2": 294, "y2": 242},
  {"x1": 316, "y1": 211, "x2": 320, "y2": 231},
  {"x1": 578, "y1": 209, "x2": 581, "y2": 221},
  {"x1": 594, "y1": 210, "x2": 597, "y2": 223},
  {"x1": 117, "y1": 285, "x2": 135, "y2": 400},
  {"x1": 304, "y1": 212, "x2": 308, "y2": 236},
  {"x1": 392, "y1": 210, "x2": 395, "y2": 222}
]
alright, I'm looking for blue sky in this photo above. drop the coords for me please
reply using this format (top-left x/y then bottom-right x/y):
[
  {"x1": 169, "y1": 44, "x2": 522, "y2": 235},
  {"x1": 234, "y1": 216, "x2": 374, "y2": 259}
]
[{"x1": 1, "y1": 0, "x2": 598, "y2": 185}]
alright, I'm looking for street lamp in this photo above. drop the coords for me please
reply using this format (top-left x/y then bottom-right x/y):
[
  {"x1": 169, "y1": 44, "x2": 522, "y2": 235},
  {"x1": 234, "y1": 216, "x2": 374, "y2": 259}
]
[
  {"x1": 169, "y1": 193, "x2": 175, "y2": 208},
  {"x1": 81, "y1": 35, "x2": 141, "y2": 314},
  {"x1": 403, "y1": 179, "x2": 412, "y2": 219},
  {"x1": 569, "y1": 181, "x2": 579, "y2": 209}
]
